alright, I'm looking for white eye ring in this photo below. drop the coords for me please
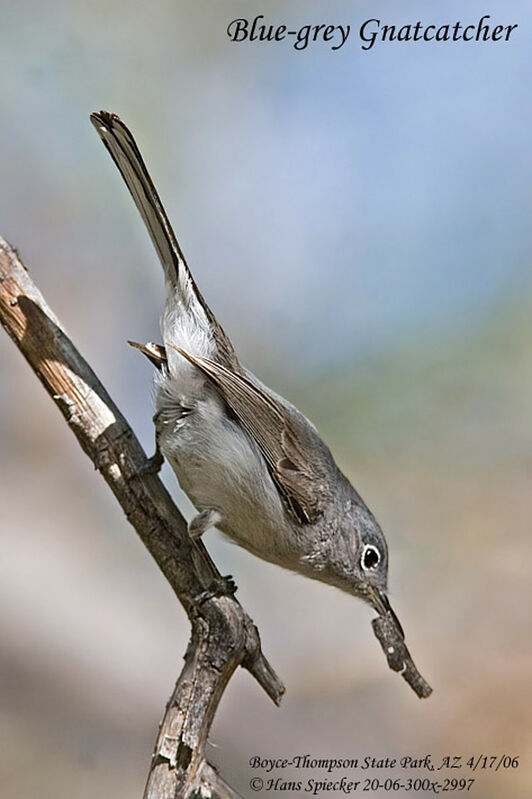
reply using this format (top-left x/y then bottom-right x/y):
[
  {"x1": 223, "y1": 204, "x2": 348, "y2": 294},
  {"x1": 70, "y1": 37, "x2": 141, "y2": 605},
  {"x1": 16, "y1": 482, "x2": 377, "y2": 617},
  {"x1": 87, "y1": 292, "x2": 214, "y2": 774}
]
[{"x1": 361, "y1": 544, "x2": 381, "y2": 570}]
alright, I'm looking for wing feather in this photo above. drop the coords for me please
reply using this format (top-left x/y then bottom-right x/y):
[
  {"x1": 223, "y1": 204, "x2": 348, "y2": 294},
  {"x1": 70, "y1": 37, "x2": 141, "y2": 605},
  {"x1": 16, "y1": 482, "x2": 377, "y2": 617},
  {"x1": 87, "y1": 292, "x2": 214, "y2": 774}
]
[{"x1": 176, "y1": 348, "x2": 327, "y2": 523}]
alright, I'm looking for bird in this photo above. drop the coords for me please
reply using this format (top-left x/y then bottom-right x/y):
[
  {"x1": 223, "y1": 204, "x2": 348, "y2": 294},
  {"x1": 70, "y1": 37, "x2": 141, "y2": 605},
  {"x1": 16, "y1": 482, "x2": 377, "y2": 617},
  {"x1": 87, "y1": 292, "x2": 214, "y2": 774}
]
[{"x1": 90, "y1": 111, "x2": 432, "y2": 698}]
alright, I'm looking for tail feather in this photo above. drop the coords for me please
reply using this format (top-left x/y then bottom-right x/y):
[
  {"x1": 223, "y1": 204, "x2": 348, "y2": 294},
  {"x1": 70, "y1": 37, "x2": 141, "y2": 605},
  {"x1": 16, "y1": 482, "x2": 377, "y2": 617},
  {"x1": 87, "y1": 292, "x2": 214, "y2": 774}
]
[
  {"x1": 90, "y1": 111, "x2": 240, "y2": 370},
  {"x1": 90, "y1": 111, "x2": 184, "y2": 288}
]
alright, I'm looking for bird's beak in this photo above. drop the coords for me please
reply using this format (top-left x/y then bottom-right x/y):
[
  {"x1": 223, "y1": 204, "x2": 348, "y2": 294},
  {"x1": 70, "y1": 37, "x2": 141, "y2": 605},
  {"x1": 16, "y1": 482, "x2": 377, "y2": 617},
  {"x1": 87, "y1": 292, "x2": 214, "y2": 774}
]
[
  {"x1": 368, "y1": 585, "x2": 405, "y2": 638},
  {"x1": 367, "y1": 584, "x2": 389, "y2": 616}
]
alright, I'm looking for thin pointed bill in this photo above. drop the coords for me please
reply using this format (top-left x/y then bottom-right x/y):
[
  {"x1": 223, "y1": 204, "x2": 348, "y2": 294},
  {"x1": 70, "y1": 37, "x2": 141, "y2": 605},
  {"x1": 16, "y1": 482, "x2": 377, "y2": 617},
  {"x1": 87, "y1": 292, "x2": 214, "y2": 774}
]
[{"x1": 368, "y1": 585, "x2": 433, "y2": 699}]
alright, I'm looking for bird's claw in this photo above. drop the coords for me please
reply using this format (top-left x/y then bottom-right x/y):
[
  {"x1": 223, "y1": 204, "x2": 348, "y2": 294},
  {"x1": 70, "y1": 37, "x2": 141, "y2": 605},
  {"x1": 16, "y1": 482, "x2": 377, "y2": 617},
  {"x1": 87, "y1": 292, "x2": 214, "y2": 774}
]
[
  {"x1": 137, "y1": 449, "x2": 164, "y2": 476},
  {"x1": 189, "y1": 575, "x2": 238, "y2": 609}
]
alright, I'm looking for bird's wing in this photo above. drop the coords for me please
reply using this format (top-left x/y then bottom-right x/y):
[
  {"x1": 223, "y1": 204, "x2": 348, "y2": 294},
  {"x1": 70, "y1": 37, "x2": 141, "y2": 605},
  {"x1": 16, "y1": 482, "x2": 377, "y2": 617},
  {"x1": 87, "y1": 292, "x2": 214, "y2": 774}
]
[
  {"x1": 128, "y1": 340, "x2": 168, "y2": 370},
  {"x1": 177, "y1": 348, "x2": 328, "y2": 524}
]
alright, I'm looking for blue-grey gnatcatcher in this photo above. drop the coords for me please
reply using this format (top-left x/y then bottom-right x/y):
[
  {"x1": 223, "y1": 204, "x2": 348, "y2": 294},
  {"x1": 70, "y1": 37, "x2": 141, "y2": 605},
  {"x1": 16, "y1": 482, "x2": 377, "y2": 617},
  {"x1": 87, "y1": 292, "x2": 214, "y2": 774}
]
[{"x1": 91, "y1": 111, "x2": 432, "y2": 699}]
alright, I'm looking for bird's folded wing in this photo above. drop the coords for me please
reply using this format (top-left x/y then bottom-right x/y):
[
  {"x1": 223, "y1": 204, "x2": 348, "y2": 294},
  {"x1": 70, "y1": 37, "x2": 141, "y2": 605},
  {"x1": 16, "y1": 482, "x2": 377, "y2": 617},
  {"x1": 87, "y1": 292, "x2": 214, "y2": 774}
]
[
  {"x1": 176, "y1": 349, "x2": 327, "y2": 524},
  {"x1": 128, "y1": 340, "x2": 168, "y2": 370}
]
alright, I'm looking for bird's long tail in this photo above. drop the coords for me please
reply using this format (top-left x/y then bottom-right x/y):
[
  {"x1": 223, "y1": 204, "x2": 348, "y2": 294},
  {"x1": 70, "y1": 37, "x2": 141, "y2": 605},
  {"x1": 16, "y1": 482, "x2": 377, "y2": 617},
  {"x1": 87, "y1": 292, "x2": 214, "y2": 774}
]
[{"x1": 90, "y1": 111, "x2": 238, "y2": 370}]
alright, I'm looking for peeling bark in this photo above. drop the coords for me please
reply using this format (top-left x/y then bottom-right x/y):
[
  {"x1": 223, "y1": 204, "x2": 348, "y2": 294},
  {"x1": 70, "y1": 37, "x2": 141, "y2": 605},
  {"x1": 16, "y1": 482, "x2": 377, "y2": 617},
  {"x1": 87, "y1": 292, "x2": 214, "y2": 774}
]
[{"x1": 0, "y1": 237, "x2": 284, "y2": 799}]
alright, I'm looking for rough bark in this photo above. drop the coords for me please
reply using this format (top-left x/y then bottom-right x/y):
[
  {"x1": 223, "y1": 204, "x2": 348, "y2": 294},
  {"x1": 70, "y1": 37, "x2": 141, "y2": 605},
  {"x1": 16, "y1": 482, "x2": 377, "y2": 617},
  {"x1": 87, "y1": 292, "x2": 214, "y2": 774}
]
[{"x1": 0, "y1": 236, "x2": 284, "y2": 799}]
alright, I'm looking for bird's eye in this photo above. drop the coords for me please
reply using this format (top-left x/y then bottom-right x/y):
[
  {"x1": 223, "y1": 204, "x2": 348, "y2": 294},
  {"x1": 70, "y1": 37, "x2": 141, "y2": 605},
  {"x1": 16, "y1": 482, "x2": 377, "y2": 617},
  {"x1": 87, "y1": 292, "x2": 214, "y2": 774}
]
[{"x1": 361, "y1": 544, "x2": 380, "y2": 570}]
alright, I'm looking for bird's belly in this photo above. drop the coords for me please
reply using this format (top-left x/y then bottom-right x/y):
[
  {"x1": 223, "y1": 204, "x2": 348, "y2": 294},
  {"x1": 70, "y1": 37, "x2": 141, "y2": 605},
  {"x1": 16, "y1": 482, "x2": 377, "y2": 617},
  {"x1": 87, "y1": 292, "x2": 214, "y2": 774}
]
[{"x1": 160, "y1": 400, "x2": 297, "y2": 564}]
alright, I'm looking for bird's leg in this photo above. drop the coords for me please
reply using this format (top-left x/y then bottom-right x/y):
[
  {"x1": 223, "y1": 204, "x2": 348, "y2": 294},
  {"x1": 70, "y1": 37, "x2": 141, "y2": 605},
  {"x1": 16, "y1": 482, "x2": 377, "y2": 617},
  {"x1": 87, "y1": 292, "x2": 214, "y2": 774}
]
[
  {"x1": 188, "y1": 508, "x2": 238, "y2": 605},
  {"x1": 188, "y1": 508, "x2": 222, "y2": 540},
  {"x1": 137, "y1": 412, "x2": 164, "y2": 476},
  {"x1": 141, "y1": 442, "x2": 164, "y2": 475}
]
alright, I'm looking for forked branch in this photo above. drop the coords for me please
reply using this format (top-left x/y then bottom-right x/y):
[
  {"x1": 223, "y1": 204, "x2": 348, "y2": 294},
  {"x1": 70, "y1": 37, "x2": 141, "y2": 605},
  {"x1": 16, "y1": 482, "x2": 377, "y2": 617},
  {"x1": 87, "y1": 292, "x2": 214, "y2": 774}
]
[{"x1": 0, "y1": 237, "x2": 284, "y2": 799}]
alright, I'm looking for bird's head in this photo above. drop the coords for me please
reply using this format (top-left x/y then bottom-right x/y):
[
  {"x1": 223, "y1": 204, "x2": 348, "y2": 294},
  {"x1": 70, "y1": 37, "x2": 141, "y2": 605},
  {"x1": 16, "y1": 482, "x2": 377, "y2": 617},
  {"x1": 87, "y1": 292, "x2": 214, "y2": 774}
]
[{"x1": 301, "y1": 495, "x2": 432, "y2": 698}]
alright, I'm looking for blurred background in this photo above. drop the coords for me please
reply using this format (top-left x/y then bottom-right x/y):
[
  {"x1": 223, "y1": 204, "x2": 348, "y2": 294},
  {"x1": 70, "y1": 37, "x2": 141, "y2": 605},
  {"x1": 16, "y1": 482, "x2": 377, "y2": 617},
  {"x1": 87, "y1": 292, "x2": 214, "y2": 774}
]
[{"x1": 1, "y1": 1, "x2": 531, "y2": 796}]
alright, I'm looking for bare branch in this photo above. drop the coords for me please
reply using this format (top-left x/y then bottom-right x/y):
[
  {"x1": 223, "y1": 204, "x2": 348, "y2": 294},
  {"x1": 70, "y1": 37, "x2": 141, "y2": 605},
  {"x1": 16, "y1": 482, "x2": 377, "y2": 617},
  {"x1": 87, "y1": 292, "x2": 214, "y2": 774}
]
[{"x1": 0, "y1": 236, "x2": 284, "y2": 798}]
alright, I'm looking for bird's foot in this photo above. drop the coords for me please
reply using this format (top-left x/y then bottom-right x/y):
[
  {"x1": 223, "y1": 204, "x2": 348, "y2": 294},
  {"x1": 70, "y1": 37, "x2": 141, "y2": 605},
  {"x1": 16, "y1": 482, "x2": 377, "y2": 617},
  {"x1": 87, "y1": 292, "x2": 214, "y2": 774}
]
[
  {"x1": 189, "y1": 575, "x2": 237, "y2": 609},
  {"x1": 137, "y1": 448, "x2": 164, "y2": 476}
]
